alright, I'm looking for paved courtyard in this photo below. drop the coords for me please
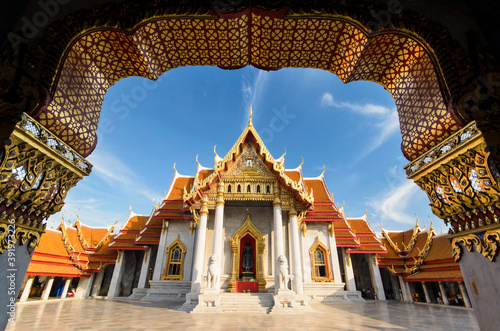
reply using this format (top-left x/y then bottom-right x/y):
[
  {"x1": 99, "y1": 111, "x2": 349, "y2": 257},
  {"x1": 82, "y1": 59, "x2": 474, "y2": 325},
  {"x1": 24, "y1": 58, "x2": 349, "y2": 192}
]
[{"x1": 7, "y1": 299, "x2": 479, "y2": 330}]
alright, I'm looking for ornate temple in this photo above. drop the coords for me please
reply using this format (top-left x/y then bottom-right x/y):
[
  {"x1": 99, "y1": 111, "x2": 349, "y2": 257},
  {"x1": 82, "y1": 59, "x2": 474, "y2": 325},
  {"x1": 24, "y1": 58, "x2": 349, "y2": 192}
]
[
  {"x1": 15, "y1": 112, "x2": 472, "y2": 313},
  {"x1": 2, "y1": 1, "x2": 499, "y2": 328}
]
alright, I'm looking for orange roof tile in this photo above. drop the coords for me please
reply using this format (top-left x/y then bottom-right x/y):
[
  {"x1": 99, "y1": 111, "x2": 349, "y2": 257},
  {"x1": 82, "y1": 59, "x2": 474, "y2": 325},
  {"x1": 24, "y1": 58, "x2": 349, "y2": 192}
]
[
  {"x1": 406, "y1": 269, "x2": 463, "y2": 282},
  {"x1": 425, "y1": 234, "x2": 454, "y2": 261},
  {"x1": 304, "y1": 178, "x2": 332, "y2": 203},
  {"x1": 33, "y1": 229, "x2": 69, "y2": 257},
  {"x1": 167, "y1": 176, "x2": 194, "y2": 201},
  {"x1": 347, "y1": 218, "x2": 376, "y2": 235},
  {"x1": 285, "y1": 170, "x2": 302, "y2": 184}
]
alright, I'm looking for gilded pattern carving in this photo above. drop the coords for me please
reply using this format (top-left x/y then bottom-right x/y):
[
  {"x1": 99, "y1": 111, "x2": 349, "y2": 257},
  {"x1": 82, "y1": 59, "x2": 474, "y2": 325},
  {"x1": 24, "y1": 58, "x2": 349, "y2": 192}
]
[
  {"x1": 451, "y1": 230, "x2": 500, "y2": 262},
  {"x1": 0, "y1": 217, "x2": 44, "y2": 254},
  {"x1": 184, "y1": 120, "x2": 314, "y2": 209},
  {"x1": 0, "y1": 114, "x2": 90, "y2": 223},
  {"x1": 406, "y1": 122, "x2": 500, "y2": 233},
  {"x1": 12, "y1": 4, "x2": 461, "y2": 161}
]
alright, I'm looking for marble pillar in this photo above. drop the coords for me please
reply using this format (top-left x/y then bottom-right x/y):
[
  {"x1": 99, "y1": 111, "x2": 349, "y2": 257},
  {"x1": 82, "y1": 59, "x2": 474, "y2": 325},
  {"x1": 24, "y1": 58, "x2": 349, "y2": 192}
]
[
  {"x1": 61, "y1": 278, "x2": 71, "y2": 299},
  {"x1": 288, "y1": 204, "x2": 303, "y2": 294},
  {"x1": 327, "y1": 225, "x2": 342, "y2": 285},
  {"x1": 152, "y1": 220, "x2": 169, "y2": 281},
  {"x1": 41, "y1": 277, "x2": 54, "y2": 300},
  {"x1": 108, "y1": 251, "x2": 127, "y2": 298},
  {"x1": 342, "y1": 249, "x2": 356, "y2": 291},
  {"x1": 368, "y1": 254, "x2": 386, "y2": 300},
  {"x1": 211, "y1": 182, "x2": 225, "y2": 291},
  {"x1": 137, "y1": 247, "x2": 153, "y2": 289},
  {"x1": 273, "y1": 191, "x2": 285, "y2": 292},
  {"x1": 398, "y1": 276, "x2": 410, "y2": 302},
  {"x1": 438, "y1": 282, "x2": 450, "y2": 305},
  {"x1": 19, "y1": 276, "x2": 34, "y2": 302},
  {"x1": 459, "y1": 281, "x2": 472, "y2": 308},
  {"x1": 91, "y1": 270, "x2": 105, "y2": 297},
  {"x1": 76, "y1": 274, "x2": 94, "y2": 299},
  {"x1": 422, "y1": 282, "x2": 432, "y2": 303},
  {"x1": 191, "y1": 197, "x2": 209, "y2": 293}
]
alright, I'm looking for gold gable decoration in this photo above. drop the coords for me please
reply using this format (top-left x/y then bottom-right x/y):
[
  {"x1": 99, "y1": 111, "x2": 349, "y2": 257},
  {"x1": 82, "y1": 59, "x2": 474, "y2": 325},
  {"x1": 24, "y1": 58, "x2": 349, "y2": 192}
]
[{"x1": 183, "y1": 111, "x2": 313, "y2": 207}]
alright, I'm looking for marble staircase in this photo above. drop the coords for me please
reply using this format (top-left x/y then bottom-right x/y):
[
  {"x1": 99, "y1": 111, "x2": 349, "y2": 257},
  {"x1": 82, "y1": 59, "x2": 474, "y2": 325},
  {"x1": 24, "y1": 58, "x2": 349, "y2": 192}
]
[{"x1": 187, "y1": 292, "x2": 274, "y2": 314}]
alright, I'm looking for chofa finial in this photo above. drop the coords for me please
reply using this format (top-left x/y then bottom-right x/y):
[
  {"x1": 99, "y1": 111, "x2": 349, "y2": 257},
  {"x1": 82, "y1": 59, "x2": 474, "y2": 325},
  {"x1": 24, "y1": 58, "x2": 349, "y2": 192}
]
[{"x1": 248, "y1": 105, "x2": 253, "y2": 126}]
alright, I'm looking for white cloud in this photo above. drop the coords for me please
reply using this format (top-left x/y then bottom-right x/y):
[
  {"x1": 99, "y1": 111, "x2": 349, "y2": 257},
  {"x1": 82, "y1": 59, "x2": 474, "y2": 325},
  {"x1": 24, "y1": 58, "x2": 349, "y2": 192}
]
[
  {"x1": 87, "y1": 148, "x2": 158, "y2": 201},
  {"x1": 321, "y1": 92, "x2": 389, "y2": 115},
  {"x1": 321, "y1": 92, "x2": 400, "y2": 161},
  {"x1": 368, "y1": 180, "x2": 420, "y2": 225},
  {"x1": 241, "y1": 70, "x2": 269, "y2": 125}
]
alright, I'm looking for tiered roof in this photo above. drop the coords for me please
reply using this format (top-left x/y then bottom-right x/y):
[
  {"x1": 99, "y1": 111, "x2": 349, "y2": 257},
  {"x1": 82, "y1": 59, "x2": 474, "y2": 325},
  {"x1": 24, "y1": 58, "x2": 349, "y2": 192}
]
[
  {"x1": 108, "y1": 210, "x2": 150, "y2": 250},
  {"x1": 378, "y1": 221, "x2": 462, "y2": 282},
  {"x1": 346, "y1": 216, "x2": 386, "y2": 253},
  {"x1": 28, "y1": 218, "x2": 117, "y2": 278}
]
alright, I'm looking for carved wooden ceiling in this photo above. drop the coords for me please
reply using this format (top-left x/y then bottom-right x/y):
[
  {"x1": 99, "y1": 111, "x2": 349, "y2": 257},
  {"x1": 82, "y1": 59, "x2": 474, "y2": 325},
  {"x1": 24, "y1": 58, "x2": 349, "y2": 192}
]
[{"x1": 36, "y1": 11, "x2": 463, "y2": 160}]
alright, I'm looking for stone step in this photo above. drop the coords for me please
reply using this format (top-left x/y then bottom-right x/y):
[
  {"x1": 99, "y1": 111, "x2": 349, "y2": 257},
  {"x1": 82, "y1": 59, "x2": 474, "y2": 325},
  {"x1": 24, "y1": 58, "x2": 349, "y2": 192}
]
[{"x1": 219, "y1": 293, "x2": 274, "y2": 314}]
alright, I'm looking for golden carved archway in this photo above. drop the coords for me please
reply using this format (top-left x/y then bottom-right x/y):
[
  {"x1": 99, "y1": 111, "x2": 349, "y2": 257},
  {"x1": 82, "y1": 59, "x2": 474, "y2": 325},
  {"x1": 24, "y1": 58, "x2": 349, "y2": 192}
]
[
  {"x1": 228, "y1": 215, "x2": 266, "y2": 292},
  {"x1": 29, "y1": 9, "x2": 463, "y2": 161}
]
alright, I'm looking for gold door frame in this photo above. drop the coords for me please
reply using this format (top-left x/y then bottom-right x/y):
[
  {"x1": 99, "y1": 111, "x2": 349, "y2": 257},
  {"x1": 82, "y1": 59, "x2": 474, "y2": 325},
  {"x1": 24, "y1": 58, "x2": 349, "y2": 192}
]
[{"x1": 228, "y1": 215, "x2": 267, "y2": 292}]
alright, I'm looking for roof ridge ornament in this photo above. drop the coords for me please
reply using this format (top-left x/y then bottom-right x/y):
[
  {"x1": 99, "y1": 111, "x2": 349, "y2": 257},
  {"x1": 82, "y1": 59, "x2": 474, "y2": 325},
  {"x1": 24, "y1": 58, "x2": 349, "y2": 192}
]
[{"x1": 248, "y1": 105, "x2": 253, "y2": 127}]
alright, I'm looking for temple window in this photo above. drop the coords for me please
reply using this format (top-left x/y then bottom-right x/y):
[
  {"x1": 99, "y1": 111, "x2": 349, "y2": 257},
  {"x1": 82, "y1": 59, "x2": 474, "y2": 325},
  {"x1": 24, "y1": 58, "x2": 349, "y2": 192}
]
[
  {"x1": 237, "y1": 184, "x2": 241, "y2": 193},
  {"x1": 309, "y1": 238, "x2": 333, "y2": 282},
  {"x1": 257, "y1": 185, "x2": 261, "y2": 193},
  {"x1": 247, "y1": 185, "x2": 251, "y2": 193},
  {"x1": 162, "y1": 236, "x2": 186, "y2": 281},
  {"x1": 314, "y1": 248, "x2": 327, "y2": 278},
  {"x1": 228, "y1": 185, "x2": 232, "y2": 193},
  {"x1": 266, "y1": 185, "x2": 270, "y2": 194}
]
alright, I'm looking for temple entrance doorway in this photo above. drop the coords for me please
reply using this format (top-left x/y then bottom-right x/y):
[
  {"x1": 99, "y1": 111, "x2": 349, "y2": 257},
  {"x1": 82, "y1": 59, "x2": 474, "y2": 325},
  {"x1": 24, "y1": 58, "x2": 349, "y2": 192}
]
[{"x1": 228, "y1": 215, "x2": 266, "y2": 293}]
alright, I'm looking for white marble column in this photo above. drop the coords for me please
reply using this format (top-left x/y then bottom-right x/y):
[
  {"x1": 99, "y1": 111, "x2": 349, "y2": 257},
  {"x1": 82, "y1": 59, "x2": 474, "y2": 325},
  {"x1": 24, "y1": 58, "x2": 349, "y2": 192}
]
[
  {"x1": 61, "y1": 278, "x2": 71, "y2": 299},
  {"x1": 341, "y1": 249, "x2": 356, "y2": 291},
  {"x1": 405, "y1": 281, "x2": 413, "y2": 302},
  {"x1": 288, "y1": 204, "x2": 303, "y2": 294},
  {"x1": 41, "y1": 277, "x2": 55, "y2": 300},
  {"x1": 273, "y1": 186, "x2": 285, "y2": 293},
  {"x1": 152, "y1": 220, "x2": 169, "y2": 281},
  {"x1": 459, "y1": 281, "x2": 472, "y2": 308},
  {"x1": 211, "y1": 182, "x2": 225, "y2": 290},
  {"x1": 438, "y1": 282, "x2": 450, "y2": 305},
  {"x1": 75, "y1": 274, "x2": 94, "y2": 299},
  {"x1": 137, "y1": 247, "x2": 153, "y2": 289},
  {"x1": 368, "y1": 254, "x2": 386, "y2": 300},
  {"x1": 398, "y1": 276, "x2": 410, "y2": 302},
  {"x1": 422, "y1": 282, "x2": 432, "y2": 303},
  {"x1": 91, "y1": 270, "x2": 105, "y2": 297},
  {"x1": 190, "y1": 197, "x2": 209, "y2": 293},
  {"x1": 327, "y1": 224, "x2": 342, "y2": 284},
  {"x1": 19, "y1": 276, "x2": 34, "y2": 302},
  {"x1": 108, "y1": 251, "x2": 127, "y2": 298}
]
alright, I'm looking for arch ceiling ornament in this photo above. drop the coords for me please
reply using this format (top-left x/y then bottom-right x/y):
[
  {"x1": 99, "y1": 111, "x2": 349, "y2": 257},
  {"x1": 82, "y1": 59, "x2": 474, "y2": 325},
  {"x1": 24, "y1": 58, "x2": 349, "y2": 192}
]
[{"x1": 19, "y1": 2, "x2": 469, "y2": 160}]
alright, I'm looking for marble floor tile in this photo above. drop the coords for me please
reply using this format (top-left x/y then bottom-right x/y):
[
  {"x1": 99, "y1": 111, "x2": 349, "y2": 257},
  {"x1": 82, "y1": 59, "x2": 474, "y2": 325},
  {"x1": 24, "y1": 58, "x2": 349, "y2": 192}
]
[{"x1": 6, "y1": 299, "x2": 479, "y2": 330}]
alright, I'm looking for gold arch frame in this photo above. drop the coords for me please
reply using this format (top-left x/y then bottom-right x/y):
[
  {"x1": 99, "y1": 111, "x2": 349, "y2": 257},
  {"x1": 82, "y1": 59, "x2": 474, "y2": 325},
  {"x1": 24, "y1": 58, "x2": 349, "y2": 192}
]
[
  {"x1": 161, "y1": 235, "x2": 187, "y2": 281},
  {"x1": 228, "y1": 215, "x2": 266, "y2": 292},
  {"x1": 309, "y1": 237, "x2": 334, "y2": 282}
]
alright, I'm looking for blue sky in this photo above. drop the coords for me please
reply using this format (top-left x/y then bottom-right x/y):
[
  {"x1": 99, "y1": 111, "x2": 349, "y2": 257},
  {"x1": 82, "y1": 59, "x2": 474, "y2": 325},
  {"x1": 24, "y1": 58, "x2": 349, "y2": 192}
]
[{"x1": 48, "y1": 66, "x2": 440, "y2": 233}]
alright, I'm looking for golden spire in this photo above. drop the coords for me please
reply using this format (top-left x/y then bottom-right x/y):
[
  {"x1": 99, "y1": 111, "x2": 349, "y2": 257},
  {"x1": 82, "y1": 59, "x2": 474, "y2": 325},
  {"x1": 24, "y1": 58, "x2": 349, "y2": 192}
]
[{"x1": 248, "y1": 105, "x2": 253, "y2": 126}]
